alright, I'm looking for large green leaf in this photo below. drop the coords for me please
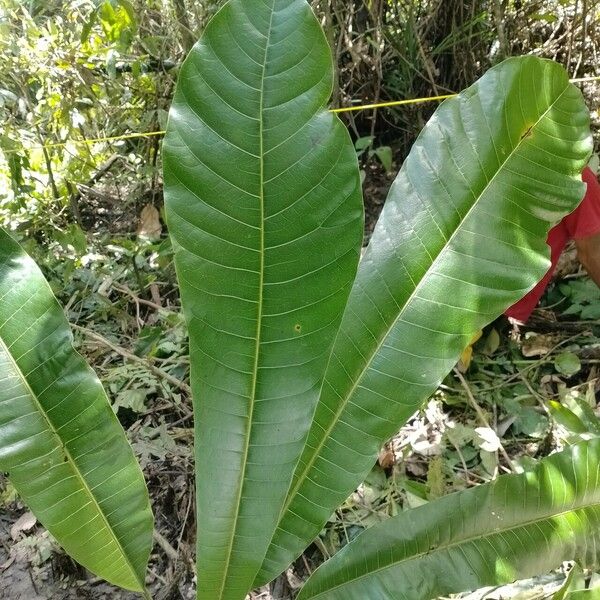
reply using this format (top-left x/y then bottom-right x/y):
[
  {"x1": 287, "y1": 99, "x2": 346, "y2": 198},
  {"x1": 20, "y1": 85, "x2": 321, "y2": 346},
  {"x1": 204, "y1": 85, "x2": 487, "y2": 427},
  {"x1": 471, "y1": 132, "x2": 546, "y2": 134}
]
[
  {"x1": 257, "y1": 56, "x2": 592, "y2": 584},
  {"x1": 162, "y1": 0, "x2": 363, "y2": 598},
  {"x1": 298, "y1": 440, "x2": 600, "y2": 600},
  {"x1": 0, "y1": 228, "x2": 153, "y2": 592}
]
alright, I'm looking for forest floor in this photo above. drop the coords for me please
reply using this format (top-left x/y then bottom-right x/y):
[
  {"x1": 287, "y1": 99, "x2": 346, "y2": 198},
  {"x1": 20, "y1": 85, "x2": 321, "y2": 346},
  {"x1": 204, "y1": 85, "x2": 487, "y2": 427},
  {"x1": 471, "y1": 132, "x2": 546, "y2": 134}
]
[{"x1": 3, "y1": 161, "x2": 600, "y2": 600}]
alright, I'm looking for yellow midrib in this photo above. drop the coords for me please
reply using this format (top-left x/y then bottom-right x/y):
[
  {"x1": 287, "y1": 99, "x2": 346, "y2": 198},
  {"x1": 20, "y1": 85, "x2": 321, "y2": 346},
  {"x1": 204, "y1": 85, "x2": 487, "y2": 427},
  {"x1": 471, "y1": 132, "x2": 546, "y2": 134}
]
[{"x1": 214, "y1": 1, "x2": 276, "y2": 598}]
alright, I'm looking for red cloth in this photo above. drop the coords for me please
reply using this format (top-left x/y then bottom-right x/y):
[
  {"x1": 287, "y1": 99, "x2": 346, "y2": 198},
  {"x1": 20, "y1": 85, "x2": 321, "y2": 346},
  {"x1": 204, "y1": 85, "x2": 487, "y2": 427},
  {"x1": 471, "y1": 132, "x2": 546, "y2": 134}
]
[{"x1": 505, "y1": 167, "x2": 600, "y2": 323}]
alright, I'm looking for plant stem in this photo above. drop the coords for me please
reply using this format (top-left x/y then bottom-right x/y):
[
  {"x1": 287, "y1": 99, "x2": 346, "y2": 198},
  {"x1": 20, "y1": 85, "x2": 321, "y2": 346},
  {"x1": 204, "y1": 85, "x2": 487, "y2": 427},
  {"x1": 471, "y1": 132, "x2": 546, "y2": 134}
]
[
  {"x1": 70, "y1": 323, "x2": 192, "y2": 399},
  {"x1": 454, "y1": 368, "x2": 517, "y2": 473}
]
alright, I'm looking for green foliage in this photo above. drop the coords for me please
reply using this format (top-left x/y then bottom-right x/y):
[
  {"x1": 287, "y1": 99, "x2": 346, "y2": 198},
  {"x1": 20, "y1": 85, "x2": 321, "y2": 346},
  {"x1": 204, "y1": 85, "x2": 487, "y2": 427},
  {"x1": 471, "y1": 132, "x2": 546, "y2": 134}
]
[
  {"x1": 0, "y1": 227, "x2": 153, "y2": 592},
  {"x1": 0, "y1": 0, "x2": 181, "y2": 237},
  {"x1": 162, "y1": 1, "x2": 363, "y2": 596},
  {"x1": 550, "y1": 386, "x2": 600, "y2": 445},
  {"x1": 160, "y1": 2, "x2": 594, "y2": 599},
  {"x1": 555, "y1": 351, "x2": 582, "y2": 377},
  {"x1": 297, "y1": 439, "x2": 600, "y2": 600},
  {"x1": 354, "y1": 136, "x2": 393, "y2": 172},
  {"x1": 256, "y1": 52, "x2": 592, "y2": 587},
  {"x1": 560, "y1": 278, "x2": 600, "y2": 319},
  {"x1": 0, "y1": 1, "x2": 598, "y2": 599}
]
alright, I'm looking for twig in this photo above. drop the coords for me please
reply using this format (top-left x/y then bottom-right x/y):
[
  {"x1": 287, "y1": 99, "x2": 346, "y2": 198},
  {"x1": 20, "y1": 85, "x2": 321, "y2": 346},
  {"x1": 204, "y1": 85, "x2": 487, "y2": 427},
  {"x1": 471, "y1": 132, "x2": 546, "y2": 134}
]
[
  {"x1": 112, "y1": 282, "x2": 167, "y2": 312},
  {"x1": 68, "y1": 154, "x2": 121, "y2": 229},
  {"x1": 71, "y1": 323, "x2": 191, "y2": 398},
  {"x1": 176, "y1": 487, "x2": 193, "y2": 558},
  {"x1": 153, "y1": 529, "x2": 178, "y2": 562},
  {"x1": 301, "y1": 554, "x2": 312, "y2": 576},
  {"x1": 454, "y1": 368, "x2": 517, "y2": 474}
]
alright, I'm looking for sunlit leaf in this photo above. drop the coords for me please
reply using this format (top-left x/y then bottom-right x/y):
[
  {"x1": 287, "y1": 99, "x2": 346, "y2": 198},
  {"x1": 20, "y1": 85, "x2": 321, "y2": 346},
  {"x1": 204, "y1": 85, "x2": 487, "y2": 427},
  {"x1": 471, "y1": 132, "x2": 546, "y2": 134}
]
[
  {"x1": 299, "y1": 440, "x2": 600, "y2": 600},
  {"x1": 257, "y1": 56, "x2": 592, "y2": 585},
  {"x1": 162, "y1": 0, "x2": 363, "y2": 597},
  {"x1": 0, "y1": 228, "x2": 153, "y2": 592}
]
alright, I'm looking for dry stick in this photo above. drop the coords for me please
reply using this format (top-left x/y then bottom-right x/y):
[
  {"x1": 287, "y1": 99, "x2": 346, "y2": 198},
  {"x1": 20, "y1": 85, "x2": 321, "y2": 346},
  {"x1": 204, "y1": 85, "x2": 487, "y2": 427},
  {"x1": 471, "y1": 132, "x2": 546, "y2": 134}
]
[
  {"x1": 519, "y1": 373, "x2": 547, "y2": 405},
  {"x1": 574, "y1": 0, "x2": 589, "y2": 77},
  {"x1": 112, "y1": 282, "x2": 168, "y2": 312},
  {"x1": 566, "y1": 0, "x2": 580, "y2": 69},
  {"x1": 176, "y1": 489, "x2": 193, "y2": 558},
  {"x1": 69, "y1": 154, "x2": 121, "y2": 227},
  {"x1": 412, "y1": 8, "x2": 440, "y2": 96},
  {"x1": 491, "y1": 0, "x2": 508, "y2": 60},
  {"x1": 472, "y1": 332, "x2": 586, "y2": 394},
  {"x1": 71, "y1": 323, "x2": 192, "y2": 399},
  {"x1": 149, "y1": 567, "x2": 168, "y2": 586},
  {"x1": 153, "y1": 529, "x2": 178, "y2": 562},
  {"x1": 454, "y1": 368, "x2": 517, "y2": 474}
]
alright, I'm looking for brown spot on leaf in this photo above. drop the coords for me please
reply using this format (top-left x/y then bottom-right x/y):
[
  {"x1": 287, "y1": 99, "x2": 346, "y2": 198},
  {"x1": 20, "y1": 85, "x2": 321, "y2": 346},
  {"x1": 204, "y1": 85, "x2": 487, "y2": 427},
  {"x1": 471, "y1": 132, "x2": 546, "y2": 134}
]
[{"x1": 520, "y1": 124, "x2": 534, "y2": 140}]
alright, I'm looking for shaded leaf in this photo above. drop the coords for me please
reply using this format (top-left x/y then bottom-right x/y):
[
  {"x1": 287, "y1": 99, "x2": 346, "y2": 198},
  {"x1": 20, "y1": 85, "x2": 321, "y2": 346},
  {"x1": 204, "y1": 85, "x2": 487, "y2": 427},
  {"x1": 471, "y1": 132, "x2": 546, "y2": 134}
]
[
  {"x1": 555, "y1": 352, "x2": 581, "y2": 376},
  {"x1": 373, "y1": 145, "x2": 393, "y2": 172}
]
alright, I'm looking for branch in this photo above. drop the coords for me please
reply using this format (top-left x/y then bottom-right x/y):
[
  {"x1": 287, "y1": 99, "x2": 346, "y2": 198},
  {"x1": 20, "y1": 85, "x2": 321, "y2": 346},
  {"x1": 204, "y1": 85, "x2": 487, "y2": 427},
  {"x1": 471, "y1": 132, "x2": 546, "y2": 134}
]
[{"x1": 71, "y1": 323, "x2": 191, "y2": 400}]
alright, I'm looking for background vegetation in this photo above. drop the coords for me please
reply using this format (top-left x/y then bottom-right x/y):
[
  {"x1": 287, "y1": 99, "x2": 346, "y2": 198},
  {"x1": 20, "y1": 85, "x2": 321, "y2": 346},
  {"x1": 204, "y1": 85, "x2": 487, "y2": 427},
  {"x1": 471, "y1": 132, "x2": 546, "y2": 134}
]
[{"x1": 0, "y1": 1, "x2": 599, "y2": 598}]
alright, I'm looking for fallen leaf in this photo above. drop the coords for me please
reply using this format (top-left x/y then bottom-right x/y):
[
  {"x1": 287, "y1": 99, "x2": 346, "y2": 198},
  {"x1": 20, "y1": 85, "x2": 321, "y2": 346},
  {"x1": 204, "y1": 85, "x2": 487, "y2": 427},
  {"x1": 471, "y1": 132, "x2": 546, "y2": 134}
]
[
  {"x1": 474, "y1": 426, "x2": 501, "y2": 452},
  {"x1": 10, "y1": 512, "x2": 36, "y2": 541},
  {"x1": 137, "y1": 204, "x2": 162, "y2": 241},
  {"x1": 555, "y1": 351, "x2": 581, "y2": 376},
  {"x1": 521, "y1": 332, "x2": 559, "y2": 357},
  {"x1": 378, "y1": 445, "x2": 395, "y2": 469}
]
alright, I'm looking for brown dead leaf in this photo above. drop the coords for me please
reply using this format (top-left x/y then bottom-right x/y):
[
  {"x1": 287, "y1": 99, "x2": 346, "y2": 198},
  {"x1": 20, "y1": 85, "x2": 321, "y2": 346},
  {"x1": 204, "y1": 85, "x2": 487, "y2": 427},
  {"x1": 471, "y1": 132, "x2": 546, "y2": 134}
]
[
  {"x1": 137, "y1": 204, "x2": 162, "y2": 241},
  {"x1": 521, "y1": 332, "x2": 560, "y2": 357},
  {"x1": 10, "y1": 512, "x2": 36, "y2": 541},
  {"x1": 378, "y1": 444, "x2": 395, "y2": 469},
  {"x1": 554, "y1": 241, "x2": 579, "y2": 279}
]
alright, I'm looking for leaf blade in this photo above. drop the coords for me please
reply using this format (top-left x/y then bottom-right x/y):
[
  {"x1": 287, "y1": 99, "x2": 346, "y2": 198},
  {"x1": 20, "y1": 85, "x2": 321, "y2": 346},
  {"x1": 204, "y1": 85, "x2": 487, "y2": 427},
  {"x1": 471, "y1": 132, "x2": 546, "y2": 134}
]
[
  {"x1": 0, "y1": 229, "x2": 153, "y2": 592},
  {"x1": 298, "y1": 440, "x2": 600, "y2": 600},
  {"x1": 162, "y1": 0, "x2": 363, "y2": 597},
  {"x1": 257, "y1": 56, "x2": 592, "y2": 584}
]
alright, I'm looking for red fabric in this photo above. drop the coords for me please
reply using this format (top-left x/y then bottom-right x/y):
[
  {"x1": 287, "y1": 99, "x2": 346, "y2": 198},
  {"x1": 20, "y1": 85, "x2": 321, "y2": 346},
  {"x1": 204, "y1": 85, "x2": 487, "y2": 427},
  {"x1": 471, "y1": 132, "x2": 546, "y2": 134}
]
[{"x1": 505, "y1": 167, "x2": 600, "y2": 323}]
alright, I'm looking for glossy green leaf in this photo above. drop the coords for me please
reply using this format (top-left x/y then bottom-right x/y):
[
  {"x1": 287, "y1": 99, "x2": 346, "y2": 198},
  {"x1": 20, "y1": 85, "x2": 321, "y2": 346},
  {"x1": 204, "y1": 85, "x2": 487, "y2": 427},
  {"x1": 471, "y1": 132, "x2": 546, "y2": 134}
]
[
  {"x1": 162, "y1": 0, "x2": 363, "y2": 598},
  {"x1": 257, "y1": 56, "x2": 592, "y2": 584},
  {"x1": 549, "y1": 400, "x2": 590, "y2": 435},
  {"x1": 565, "y1": 591, "x2": 600, "y2": 599},
  {"x1": 553, "y1": 566, "x2": 580, "y2": 600},
  {"x1": 0, "y1": 228, "x2": 153, "y2": 592},
  {"x1": 298, "y1": 440, "x2": 600, "y2": 600}
]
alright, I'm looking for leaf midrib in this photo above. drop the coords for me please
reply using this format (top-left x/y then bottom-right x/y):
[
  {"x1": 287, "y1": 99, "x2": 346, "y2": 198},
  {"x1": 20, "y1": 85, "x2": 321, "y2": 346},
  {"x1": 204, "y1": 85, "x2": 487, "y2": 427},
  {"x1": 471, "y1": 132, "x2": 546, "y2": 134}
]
[
  {"x1": 279, "y1": 80, "x2": 570, "y2": 528},
  {"x1": 306, "y1": 483, "x2": 600, "y2": 598},
  {"x1": 214, "y1": 1, "x2": 275, "y2": 598},
  {"x1": 0, "y1": 331, "x2": 144, "y2": 591}
]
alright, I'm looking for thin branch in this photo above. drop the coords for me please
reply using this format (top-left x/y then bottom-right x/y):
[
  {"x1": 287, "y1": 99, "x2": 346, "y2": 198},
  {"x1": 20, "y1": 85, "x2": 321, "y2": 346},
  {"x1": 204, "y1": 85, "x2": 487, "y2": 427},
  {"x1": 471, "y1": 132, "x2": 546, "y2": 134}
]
[
  {"x1": 71, "y1": 323, "x2": 191, "y2": 399},
  {"x1": 454, "y1": 368, "x2": 517, "y2": 474}
]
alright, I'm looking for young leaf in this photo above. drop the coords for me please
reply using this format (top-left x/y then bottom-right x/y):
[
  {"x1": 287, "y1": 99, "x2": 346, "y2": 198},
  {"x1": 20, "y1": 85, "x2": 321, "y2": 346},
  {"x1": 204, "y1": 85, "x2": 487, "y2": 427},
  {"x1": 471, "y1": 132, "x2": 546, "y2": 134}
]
[
  {"x1": 298, "y1": 440, "x2": 600, "y2": 600},
  {"x1": 555, "y1": 351, "x2": 581, "y2": 376},
  {"x1": 0, "y1": 228, "x2": 153, "y2": 592},
  {"x1": 162, "y1": 0, "x2": 363, "y2": 598},
  {"x1": 257, "y1": 56, "x2": 592, "y2": 584},
  {"x1": 373, "y1": 145, "x2": 393, "y2": 172}
]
